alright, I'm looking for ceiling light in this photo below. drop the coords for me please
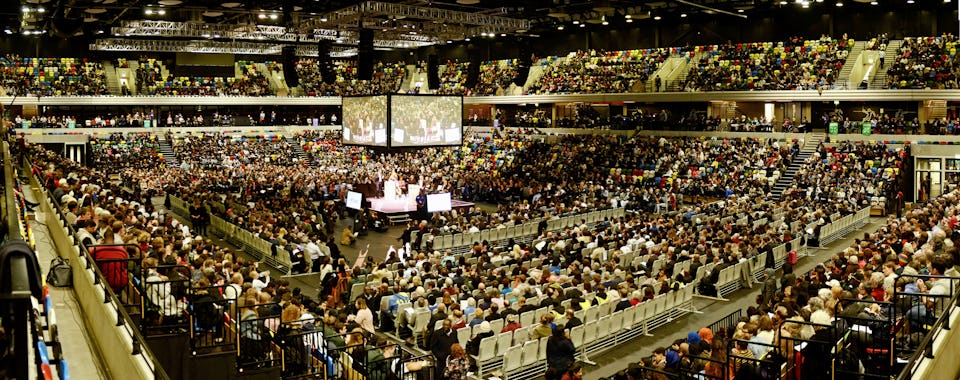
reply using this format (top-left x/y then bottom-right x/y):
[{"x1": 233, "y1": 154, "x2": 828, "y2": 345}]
[
  {"x1": 835, "y1": 1, "x2": 843, "y2": 5},
  {"x1": 22, "y1": 30, "x2": 29, "y2": 35},
  {"x1": 572, "y1": 20, "x2": 579, "y2": 25},
  {"x1": 480, "y1": 32, "x2": 487, "y2": 36},
  {"x1": 446, "y1": 40, "x2": 452, "y2": 43},
  {"x1": 602, "y1": 20, "x2": 609, "y2": 25},
  {"x1": 97, "y1": 29, "x2": 104, "y2": 34},
  {"x1": 906, "y1": 0, "x2": 913, "y2": 3},
  {"x1": 779, "y1": 0, "x2": 787, "y2": 4},
  {"x1": 681, "y1": 13, "x2": 687, "y2": 17},
  {"x1": 625, "y1": 15, "x2": 632, "y2": 19},
  {"x1": 158, "y1": 9, "x2": 166, "y2": 15},
  {"x1": 558, "y1": 25, "x2": 564, "y2": 30},
  {"x1": 579, "y1": 23, "x2": 585, "y2": 27},
  {"x1": 500, "y1": 33, "x2": 506, "y2": 36},
  {"x1": 465, "y1": 37, "x2": 470, "y2": 41},
  {"x1": 870, "y1": 0, "x2": 877, "y2": 4},
  {"x1": 145, "y1": 9, "x2": 154, "y2": 15},
  {"x1": 269, "y1": 14, "x2": 278, "y2": 20},
  {"x1": 22, "y1": 7, "x2": 30, "y2": 13},
  {"x1": 653, "y1": 15, "x2": 661, "y2": 20},
  {"x1": 320, "y1": 17, "x2": 328, "y2": 22},
  {"x1": 626, "y1": 19, "x2": 633, "y2": 23},
  {"x1": 258, "y1": 13, "x2": 266, "y2": 19},
  {"x1": 37, "y1": 7, "x2": 45, "y2": 13}
]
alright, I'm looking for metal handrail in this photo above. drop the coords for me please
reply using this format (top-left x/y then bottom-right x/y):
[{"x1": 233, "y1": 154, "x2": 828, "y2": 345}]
[{"x1": 28, "y1": 156, "x2": 171, "y2": 380}]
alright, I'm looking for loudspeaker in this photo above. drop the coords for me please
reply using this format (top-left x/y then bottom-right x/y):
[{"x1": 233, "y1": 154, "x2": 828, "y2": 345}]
[
  {"x1": 513, "y1": 53, "x2": 532, "y2": 87},
  {"x1": 427, "y1": 54, "x2": 439, "y2": 90},
  {"x1": 282, "y1": 46, "x2": 299, "y2": 88},
  {"x1": 357, "y1": 29, "x2": 374, "y2": 81},
  {"x1": 317, "y1": 40, "x2": 336, "y2": 85},
  {"x1": 463, "y1": 48, "x2": 481, "y2": 90}
]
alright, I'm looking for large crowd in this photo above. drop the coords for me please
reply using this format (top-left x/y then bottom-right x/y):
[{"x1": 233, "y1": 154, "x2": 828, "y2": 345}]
[
  {"x1": 885, "y1": 34, "x2": 960, "y2": 90},
  {"x1": 531, "y1": 49, "x2": 669, "y2": 95},
  {"x1": 683, "y1": 36, "x2": 848, "y2": 92},
  {"x1": 0, "y1": 55, "x2": 108, "y2": 96},
  {"x1": 24, "y1": 112, "x2": 940, "y2": 380},
  {"x1": 297, "y1": 60, "x2": 406, "y2": 96}
]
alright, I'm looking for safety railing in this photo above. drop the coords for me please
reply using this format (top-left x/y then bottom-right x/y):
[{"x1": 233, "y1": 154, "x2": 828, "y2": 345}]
[
  {"x1": 28, "y1": 154, "x2": 170, "y2": 380},
  {"x1": 167, "y1": 194, "x2": 292, "y2": 274}
]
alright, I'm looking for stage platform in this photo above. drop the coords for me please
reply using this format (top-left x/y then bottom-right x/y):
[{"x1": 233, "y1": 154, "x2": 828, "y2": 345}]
[{"x1": 368, "y1": 197, "x2": 474, "y2": 214}]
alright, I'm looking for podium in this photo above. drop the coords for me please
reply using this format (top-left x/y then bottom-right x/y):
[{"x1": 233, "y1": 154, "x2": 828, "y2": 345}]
[{"x1": 384, "y1": 180, "x2": 397, "y2": 200}]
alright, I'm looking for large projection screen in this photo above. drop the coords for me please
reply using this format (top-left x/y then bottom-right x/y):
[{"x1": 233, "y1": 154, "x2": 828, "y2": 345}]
[
  {"x1": 390, "y1": 95, "x2": 462, "y2": 147},
  {"x1": 342, "y1": 95, "x2": 388, "y2": 146}
]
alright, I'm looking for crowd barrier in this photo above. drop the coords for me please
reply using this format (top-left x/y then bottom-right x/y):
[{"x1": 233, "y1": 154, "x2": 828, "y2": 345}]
[
  {"x1": 29, "y1": 158, "x2": 169, "y2": 379},
  {"x1": 818, "y1": 207, "x2": 872, "y2": 247},
  {"x1": 463, "y1": 277, "x2": 698, "y2": 380},
  {"x1": 168, "y1": 195, "x2": 293, "y2": 274},
  {"x1": 432, "y1": 208, "x2": 626, "y2": 252}
]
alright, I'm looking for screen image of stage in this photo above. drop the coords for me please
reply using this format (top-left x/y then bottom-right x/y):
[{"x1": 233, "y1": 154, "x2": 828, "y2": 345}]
[
  {"x1": 342, "y1": 96, "x2": 388, "y2": 146},
  {"x1": 390, "y1": 95, "x2": 462, "y2": 147}
]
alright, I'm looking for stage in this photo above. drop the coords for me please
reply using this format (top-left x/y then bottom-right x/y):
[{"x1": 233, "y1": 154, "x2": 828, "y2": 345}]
[{"x1": 368, "y1": 197, "x2": 474, "y2": 214}]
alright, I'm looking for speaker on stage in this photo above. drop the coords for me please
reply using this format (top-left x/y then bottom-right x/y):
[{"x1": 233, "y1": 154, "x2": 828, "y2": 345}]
[
  {"x1": 357, "y1": 29, "x2": 374, "y2": 81},
  {"x1": 282, "y1": 46, "x2": 299, "y2": 88},
  {"x1": 427, "y1": 54, "x2": 439, "y2": 90}
]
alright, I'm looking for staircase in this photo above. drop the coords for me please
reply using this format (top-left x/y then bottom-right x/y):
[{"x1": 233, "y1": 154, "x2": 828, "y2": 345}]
[
  {"x1": 870, "y1": 40, "x2": 902, "y2": 89},
  {"x1": 669, "y1": 51, "x2": 707, "y2": 91},
  {"x1": 282, "y1": 136, "x2": 313, "y2": 166},
  {"x1": 102, "y1": 60, "x2": 122, "y2": 95},
  {"x1": 837, "y1": 41, "x2": 865, "y2": 89},
  {"x1": 770, "y1": 133, "x2": 824, "y2": 201},
  {"x1": 399, "y1": 64, "x2": 417, "y2": 92},
  {"x1": 157, "y1": 137, "x2": 178, "y2": 167}
]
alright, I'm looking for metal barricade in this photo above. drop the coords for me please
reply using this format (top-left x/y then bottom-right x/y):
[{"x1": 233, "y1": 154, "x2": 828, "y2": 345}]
[
  {"x1": 139, "y1": 264, "x2": 191, "y2": 335},
  {"x1": 187, "y1": 284, "x2": 236, "y2": 354},
  {"x1": 833, "y1": 299, "x2": 900, "y2": 379},
  {"x1": 236, "y1": 313, "x2": 282, "y2": 370},
  {"x1": 89, "y1": 243, "x2": 143, "y2": 319}
]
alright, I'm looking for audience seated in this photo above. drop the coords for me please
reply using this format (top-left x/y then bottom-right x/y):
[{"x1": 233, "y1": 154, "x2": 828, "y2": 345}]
[
  {"x1": 683, "y1": 36, "x2": 848, "y2": 91},
  {"x1": 89, "y1": 132, "x2": 164, "y2": 171},
  {"x1": 885, "y1": 34, "x2": 960, "y2": 89},
  {"x1": 532, "y1": 49, "x2": 669, "y2": 94},
  {"x1": 298, "y1": 60, "x2": 405, "y2": 96},
  {"x1": 474, "y1": 60, "x2": 519, "y2": 96},
  {"x1": 0, "y1": 55, "x2": 109, "y2": 96},
  {"x1": 437, "y1": 60, "x2": 471, "y2": 95}
]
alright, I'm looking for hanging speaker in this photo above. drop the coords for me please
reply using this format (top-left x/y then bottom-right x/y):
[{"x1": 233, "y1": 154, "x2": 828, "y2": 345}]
[
  {"x1": 282, "y1": 46, "x2": 299, "y2": 88},
  {"x1": 317, "y1": 40, "x2": 336, "y2": 85},
  {"x1": 357, "y1": 29, "x2": 374, "y2": 81},
  {"x1": 427, "y1": 54, "x2": 439, "y2": 90}
]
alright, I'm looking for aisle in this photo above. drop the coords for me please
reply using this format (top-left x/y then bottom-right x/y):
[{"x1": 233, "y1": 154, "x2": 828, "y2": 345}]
[
  {"x1": 26, "y1": 189, "x2": 108, "y2": 379},
  {"x1": 583, "y1": 217, "x2": 887, "y2": 380}
]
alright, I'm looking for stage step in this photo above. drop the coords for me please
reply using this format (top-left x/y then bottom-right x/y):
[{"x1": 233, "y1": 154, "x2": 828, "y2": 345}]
[{"x1": 386, "y1": 213, "x2": 412, "y2": 225}]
